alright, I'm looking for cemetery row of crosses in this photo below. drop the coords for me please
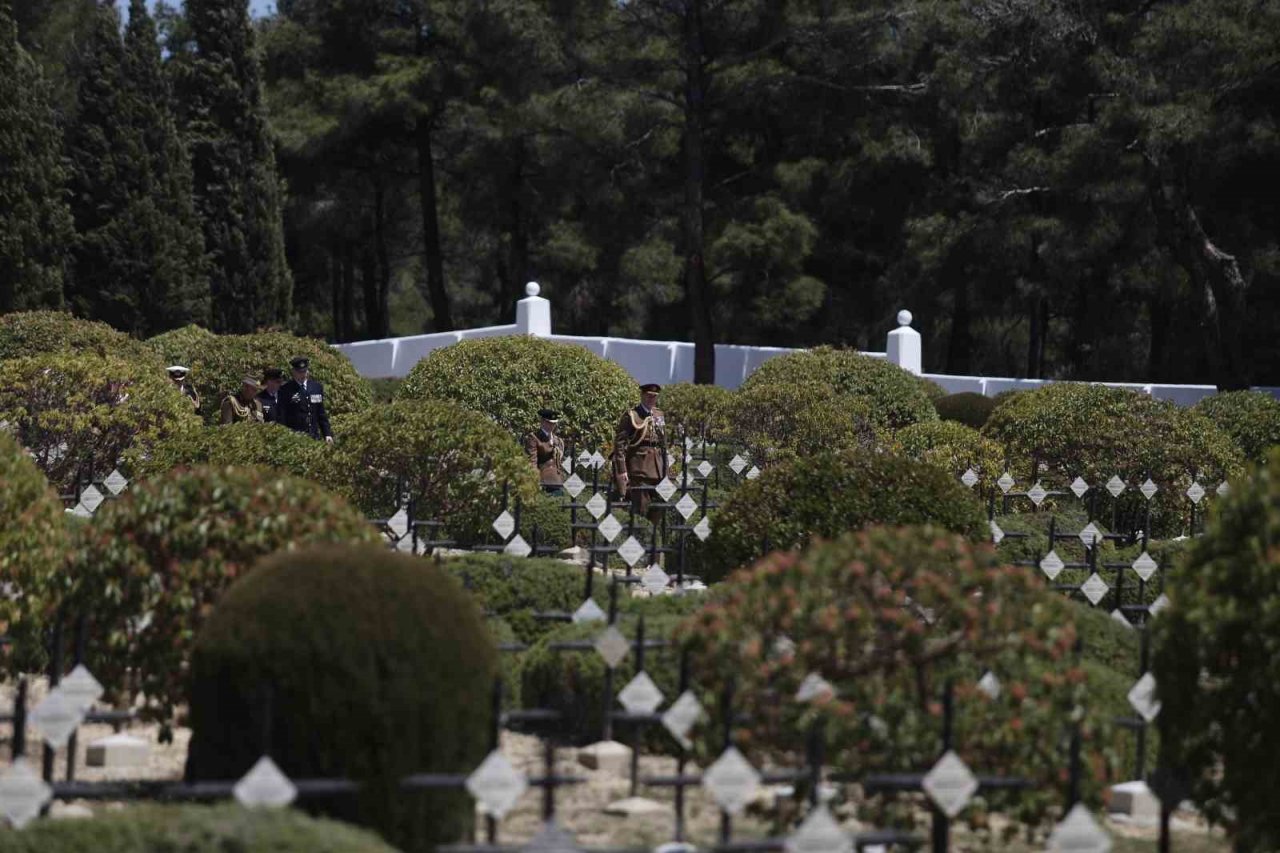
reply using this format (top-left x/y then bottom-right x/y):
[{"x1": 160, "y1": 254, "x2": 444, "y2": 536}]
[{"x1": 0, "y1": 322, "x2": 1271, "y2": 852}]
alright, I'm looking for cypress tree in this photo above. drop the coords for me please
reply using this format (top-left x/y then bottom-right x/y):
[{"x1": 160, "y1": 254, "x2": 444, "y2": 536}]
[
  {"x1": 178, "y1": 0, "x2": 291, "y2": 332},
  {"x1": 0, "y1": 0, "x2": 72, "y2": 313}
]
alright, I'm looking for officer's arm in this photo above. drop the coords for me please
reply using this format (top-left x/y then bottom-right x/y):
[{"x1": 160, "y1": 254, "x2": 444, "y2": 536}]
[
  {"x1": 219, "y1": 398, "x2": 233, "y2": 425},
  {"x1": 318, "y1": 397, "x2": 333, "y2": 438},
  {"x1": 524, "y1": 433, "x2": 538, "y2": 467},
  {"x1": 612, "y1": 414, "x2": 630, "y2": 479}
]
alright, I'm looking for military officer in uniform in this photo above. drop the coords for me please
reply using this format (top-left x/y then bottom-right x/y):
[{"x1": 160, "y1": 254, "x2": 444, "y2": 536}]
[
  {"x1": 524, "y1": 409, "x2": 566, "y2": 491},
  {"x1": 278, "y1": 356, "x2": 334, "y2": 443},
  {"x1": 167, "y1": 365, "x2": 200, "y2": 412},
  {"x1": 220, "y1": 376, "x2": 266, "y2": 425},
  {"x1": 613, "y1": 383, "x2": 668, "y2": 524},
  {"x1": 257, "y1": 367, "x2": 284, "y2": 423}
]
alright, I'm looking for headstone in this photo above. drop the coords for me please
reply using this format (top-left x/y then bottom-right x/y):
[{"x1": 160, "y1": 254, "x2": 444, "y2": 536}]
[
  {"x1": 1078, "y1": 521, "x2": 1102, "y2": 548},
  {"x1": 604, "y1": 796, "x2": 666, "y2": 817},
  {"x1": 1027, "y1": 482, "x2": 1047, "y2": 506},
  {"x1": 594, "y1": 626, "x2": 630, "y2": 668},
  {"x1": 675, "y1": 493, "x2": 699, "y2": 520},
  {"x1": 1131, "y1": 552, "x2": 1158, "y2": 582},
  {"x1": 697, "y1": 460, "x2": 714, "y2": 478},
  {"x1": 1071, "y1": 477, "x2": 1089, "y2": 499},
  {"x1": 617, "y1": 671, "x2": 665, "y2": 714},
  {"x1": 492, "y1": 510, "x2": 516, "y2": 540},
  {"x1": 1140, "y1": 478, "x2": 1158, "y2": 500},
  {"x1": 59, "y1": 665, "x2": 103, "y2": 714},
  {"x1": 31, "y1": 688, "x2": 83, "y2": 749},
  {"x1": 997, "y1": 472, "x2": 1015, "y2": 494},
  {"x1": 466, "y1": 750, "x2": 528, "y2": 818},
  {"x1": 960, "y1": 468, "x2": 979, "y2": 488},
  {"x1": 1108, "y1": 780, "x2": 1160, "y2": 822},
  {"x1": 504, "y1": 535, "x2": 532, "y2": 558},
  {"x1": 795, "y1": 672, "x2": 835, "y2": 704},
  {"x1": 563, "y1": 473, "x2": 586, "y2": 498},
  {"x1": 1040, "y1": 550, "x2": 1065, "y2": 580},
  {"x1": 641, "y1": 564, "x2": 669, "y2": 595},
  {"x1": 71, "y1": 503, "x2": 92, "y2": 519},
  {"x1": 1186, "y1": 482, "x2": 1205, "y2": 504},
  {"x1": 79, "y1": 485, "x2": 104, "y2": 513},
  {"x1": 523, "y1": 820, "x2": 580, "y2": 853},
  {"x1": 585, "y1": 492, "x2": 608, "y2": 520},
  {"x1": 656, "y1": 478, "x2": 677, "y2": 501},
  {"x1": 1081, "y1": 573, "x2": 1109, "y2": 606},
  {"x1": 0, "y1": 759, "x2": 52, "y2": 829},
  {"x1": 85, "y1": 733, "x2": 150, "y2": 768},
  {"x1": 597, "y1": 514, "x2": 622, "y2": 543},
  {"x1": 694, "y1": 517, "x2": 711, "y2": 541},
  {"x1": 977, "y1": 671, "x2": 1001, "y2": 700},
  {"x1": 921, "y1": 750, "x2": 978, "y2": 818},
  {"x1": 576, "y1": 740, "x2": 631, "y2": 773},
  {"x1": 990, "y1": 520, "x2": 1004, "y2": 545},
  {"x1": 388, "y1": 508, "x2": 409, "y2": 539},
  {"x1": 746, "y1": 465, "x2": 761, "y2": 480},
  {"x1": 233, "y1": 756, "x2": 297, "y2": 809},
  {"x1": 785, "y1": 803, "x2": 852, "y2": 853},
  {"x1": 103, "y1": 469, "x2": 129, "y2": 496},
  {"x1": 702, "y1": 746, "x2": 761, "y2": 816},
  {"x1": 1048, "y1": 803, "x2": 1111, "y2": 853},
  {"x1": 617, "y1": 536, "x2": 646, "y2": 567},
  {"x1": 730, "y1": 455, "x2": 748, "y2": 474},
  {"x1": 572, "y1": 599, "x2": 607, "y2": 624},
  {"x1": 1106, "y1": 475, "x2": 1126, "y2": 498}
]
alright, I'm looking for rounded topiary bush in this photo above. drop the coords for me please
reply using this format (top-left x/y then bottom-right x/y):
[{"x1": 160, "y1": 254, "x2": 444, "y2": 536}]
[
  {"x1": 741, "y1": 347, "x2": 939, "y2": 431},
  {"x1": 1192, "y1": 390, "x2": 1280, "y2": 462},
  {"x1": 1153, "y1": 451, "x2": 1280, "y2": 847},
  {"x1": 681, "y1": 527, "x2": 1111, "y2": 821},
  {"x1": 0, "y1": 310, "x2": 159, "y2": 363},
  {"x1": 727, "y1": 382, "x2": 880, "y2": 465},
  {"x1": 698, "y1": 449, "x2": 987, "y2": 582},
  {"x1": 397, "y1": 336, "x2": 636, "y2": 449},
  {"x1": 187, "y1": 545, "x2": 497, "y2": 853},
  {"x1": 441, "y1": 552, "x2": 598, "y2": 643},
  {"x1": 933, "y1": 391, "x2": 998, "y2": 428},
  {"x1": 320, "y1": 400, "x2": 537, "y2": 521},
  {"x1": 894, "y1": 420, "x2": 1006, "y2": 484},
  {"x1": 67, "y1": 465, "x2": 382, "y2": 723},
  {"x1": 127, "y1": 421, "x2": 326, "y2": 482},
  {"x1": 0, "y1": 432, "x2": 67, "y2": 674},
  {"x1": 0, "y1": 803, "x2": 398, "y2": 852},
  {"x1": 660, "y1": 383, "x2": 734, "y2": 441},
  {"x1": 446, "y1": 490, "x2": 574, "y2": 552},
  {"x1": 0, "y1": 351, "x2": 200, "y2": 494},
  {"x1": 147, "y1": 327, "x2": 372, "y2": 424}
]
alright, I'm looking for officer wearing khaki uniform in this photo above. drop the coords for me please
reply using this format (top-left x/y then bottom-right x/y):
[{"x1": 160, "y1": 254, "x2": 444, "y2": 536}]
[
  {"x1": 524, "y1": 408, "x2": 566, "y2": 491},
  {"x1": 613, "y1": 383, "x2": 668, "y2": 523}
]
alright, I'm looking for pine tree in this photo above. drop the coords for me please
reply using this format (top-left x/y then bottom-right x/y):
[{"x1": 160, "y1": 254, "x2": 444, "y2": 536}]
[
  {"x1": 177, "y1": 0, "x2": 291, "y2": 332},
  {"x1": 0, "y1": 0, "x2": 72, "y2": 313}
]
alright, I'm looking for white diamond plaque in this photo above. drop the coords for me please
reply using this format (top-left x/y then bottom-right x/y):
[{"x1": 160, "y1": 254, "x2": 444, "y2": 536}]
[
  {"x1": 675, "y1": 493, "x2": 699, "y2": 520},
  {"x1": 590, "y1": 451, "x2": 606, "y2": 469},
  {"x1": 1070, "y1": 477, "x2": 1089, "y2": 499},
  {"x1": 1217, "y1": 481, "x2": 1230, "y2": 497},
  {"x1": 563, "y1": 473, "x2": 586, "y2": 498},
  {"x1": 31, "y1": 688, "x2": 83, "y2": 748},
  {"x1": 697, "y1": 460, "x2": 713, "y2": 478},
  {"x1": 466, "y1": 750, "x2": 528, "y2": 819},
  {"x1": 1148, "y1": 594, "x2": 1170, "y2": 618},
  {"x1": 1080, "y1": 573, "x2": 1109, "y2": 606},
  {"x1": 618, "y1": 671, "x2": 665, "y2": 714},
  {"x1": 595, "y1": 626, "x2": 630, "y2": 668},
  {"x1": 1187, "y1": 482, "x2": 1205, "y2": 504},
  {"x1": 585, "y1": 492, "x2": 608, "y2": 520},
  {"x1": 0, "y1": 759, "x2": 52, "y2": 829},
  {"x1": 492, "y1": 510, "x2": 516, "y2": 540},
  {"x1": 1106, "y1": 475, "x2": 1126, "y2": 498},
  {"x1": 1040, "y1": 550, "x2": 1065, "y2": 581},
  {"x1": 702, "y1": 746, "x2": 761, "y2": 815},
  {"x1": 730, "y1": 455, "x2": 748, "y2": 474},
  {"x1": 997, "y1": 472, "x2": 1015, "y2": 494},
  {"x1": 388, "y1": 508, "x2": 409, "y2": 539},
  {"x1": 71, "y1": 503, "x2": 91, "y2": 518},
  {"x1": 785, "y1": 804, "x2": 852, "y2": 853},
  {"x1": 990, "y1": 520, "x2": 1004, "y2": 545},
  {"x1": 1027, "y1": 482, "x2": 1047, "y2": 506},
  {"x1": 504, "y1": 534, "x2": 532, "y2": 558},
  {"x1": 662, "y1": 690, "x2": 704, "y2": 749},
  {"x1": 1048, "y1": 803, "x2": 1111, "y2": 853},
  {"x1": 234, "y1": 756, "x2": 297, "y2": 808},
  {"x1": 1128, "y1": 672, "x2": 1161, "y2": 722},
  {"x1": 1111, "y1": 610, "x2": 1133, "y2": 629},
  {"x1": 694, "y1": 517, "x2": 711, "y2": 541},
  {"x1": 978, "y1": 671, "x2": 1001, "y2": 700},
  {"x1": 921, "y1": 750, "x2": 978, "y2": 818},
  {"x1": 795, "y1": 672, "x2": 835, "y2": 703},
  {"x1": 656, "y1": 478, "x2": 677, "y2": 501},
  {"x1": 746, "y1": 465, "x2": 761, "y2": 480},
  {"x1": 103, "y1": 469, "x2": 129, "y2": 495},
  {"x1": 641, "y1": 564, "x2": 670, "y2": 595},
  {"x1": 60, "y1": 664, "x2": 103, "y2": 713},
  {"x1": 1131, "y1": 552, "x2": 1158, "y2": 582},
  {"x1": 1140, "y1": 478, "x2": 1158, "y2": 500},
  {"x1": 961, "y1": 468, "x2": 978, "y2": 488},
  {"x1": 572, "y1": 599, "x2": 607, "y2": 624},
  {"x1": 597, "y1": 514, "x2": 622, "y2": 543},
  {"x1": 79, "y1": 485, "x2": 104, "y2": 513},
  {"x1": 1078, "y1": 522, "x2": 1102, "y2": 548},
  {"x1": 524, "y1": 820, "x2": 580, "y2": 853},
  {"x1": 618, "y1": 536, "x2": 646, "y2": 567}
]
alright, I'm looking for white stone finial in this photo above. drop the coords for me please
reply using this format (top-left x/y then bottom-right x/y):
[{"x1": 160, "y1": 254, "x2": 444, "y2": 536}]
[
  {"x1": 525, "y1": 281, "x2": 541, "y2": 297},
  {"x1": 897, "y1": 309, "x2": 913, "y2": 327}
]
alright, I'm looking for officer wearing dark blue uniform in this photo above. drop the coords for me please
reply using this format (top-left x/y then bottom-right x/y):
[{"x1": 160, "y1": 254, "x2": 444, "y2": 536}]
[{"x1": 278, "y1": 356, "x2": 334, "y2": 443}]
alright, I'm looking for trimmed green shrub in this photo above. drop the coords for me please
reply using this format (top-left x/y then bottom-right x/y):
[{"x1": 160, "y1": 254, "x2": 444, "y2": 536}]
[
  {"x1": 680, "y1": 527, "x2": 1114, "y2": 822},
  {"x1": 126, "y1": 421, "x2": 326, "y2": 482},
  {"x1": 187, "y1": 545, "x2": 496, "y2": 853},
  {"x1": 397, "y1": 336, "x2": 637, "y2": 449},
  {"x1": 441, "y1": 552, "x2": 595, "y2": 643},
  {"x1": 447, "y1": 489, "x2": 574, "y2": 552},
  {"x1": 0, "y1": 310, "x2": 158, "y2": 363},
  {"x1": 741, "y1": 347, "x2": 939, "y2": 431},
  {"x1": 519, "y1": 614, "x2": 685, "y2": 748},
  {"x1": 0, "y1": 432, "x2": 67, "y2": 674},
  {"x1": 0, "y1": 351, "x2": 200, "y2": 494},
  {"x1": 1193, "y1": 390, "x2": 1280, "y2": 462},
  {"x1": 320, "y1": 400, "x2": 536, "y2": 522},
  {"x1": 699, "y1": 449, "x2": 988, "y2": 582},
  {"x1": 933, "y1": 391, "x2": 998, "y2": 429},
  {"x1": 0, "y1": 803, "x2": 397, "y2": 852},
  {"x1": 894, "y1": 420, "x2": 1006, "y2": 484},
  {"x1": 67, "y1": 465, "x2": 381, "y2": 724},
  {"x1": 147, "y1": 327, "x2": 372, "y2": 425},
  {"x1": 660, "y1": 383, "x2": 734, "y2": 441},
  {"x1": 487, "y1": 616, "x2": 522, "y2": 709},
  {"x1": 369, "y1": 377, "x2": 404, "y2": 403},
  {"x1": 728, "y1": 382, "x2": 880, "y2": 465},
  {"x1": 1153, "y1": 451, "x2": 1280, "y2": 847}
]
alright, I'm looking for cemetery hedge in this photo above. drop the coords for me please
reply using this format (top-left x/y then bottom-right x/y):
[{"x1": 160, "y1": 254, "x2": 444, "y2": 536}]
[
  {"x1": 680, "y1": 526, "x2": 1115, "y2": 823},
  {"x1": 1153, "y1": 448, "x2": 1280, "y2": 848},
  {"x1": 66, "y1": 465, "x2": 381, "y2": 725},
  {"x1": 1192, "y1": 390, "x2": 1280, "y2": 462},
  {"x1": 397, "y1": 336, "x2": 636, "y2": 449},
  {"x1": 659, "y1": 382, "x2": 734, "y2": 440},
  {"x1": 739, "y1": 347, "x2": 939, "y2": 431},
  {"x1": 441, "y1": 552, "x2": 598, "y2": 643},
  {"x1": 0, "y1": 351, "x2": 200, "y2": 494},
  {"x1": 0, "y1": 803, "x2": 398, "y2": 852},
  {"x1": 0, "y1": 432, "x2": 67, "y2": 675},
  {"x1": 697, "y1": 449, "x2": 988, "y2": 582},
  {"x1": 894, "y1": 420, "x2": 1006, "y2": 484},
  {"x1": 127, "y1": 420, "x2": 326, "y2": 482},
  {"x1": 187, "y1": 545, "x2": 496, "y2": 853},
  {"x1": 0, "y1": 310, "x2": 158, "y2": 363},
  {"x1": 728, "y1": 381, "x2": 880, "y2": 465},
  {"x1": 321, "y1": 400, "x2": 536, "y2": 521},
  {"x1": 447, "y1": 489, "x2": 574, "y2": 552},
  {"x1": 933, "y1": 391, "x2": 998, "y2": 428},
  {"x1": 519, "y1": 614, "x2": 686, "y2": 749},
  {"x1": 147, "y1": 326, "x2": 372, "y2": 424}
]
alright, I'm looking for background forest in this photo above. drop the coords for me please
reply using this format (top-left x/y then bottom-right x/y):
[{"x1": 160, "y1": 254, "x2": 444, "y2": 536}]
[{"x1": 3, "y1": 0, "x2": 1278, "y2": 386}]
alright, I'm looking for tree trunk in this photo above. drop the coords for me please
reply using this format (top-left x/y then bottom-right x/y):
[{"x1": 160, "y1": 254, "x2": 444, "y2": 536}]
[
  {"x1": 943, "y1": 246, "x2": 972, "y2": 374},
  {"x1": 416, "y1": 118, "x2": 453, "y2": 332},
  {"x1": 508, "y1": 138, "x2": 530, "y2": 304},
  {"x1": 1026, "y1": 293, "x2": 1043, "y2": 379},
  {"x1": 1146, "y1": 161, "x2": 1250, "y2": 389},
  {"x1": 372, "y1": 178, "x2": 392, "y2": 339},
  {"x1": 360, "y1": 242, "x2": 381, "y2": 339},
  {"x1": 683, "y1": 1, "x2": 715, "y2": 384},
  {"x1": 341, "y1": 243, "x2": 357, "y2": 343},
  {"x1": 1147, "y1": 293, "x2": 1171, "y2": 381}
]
